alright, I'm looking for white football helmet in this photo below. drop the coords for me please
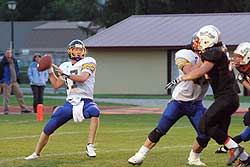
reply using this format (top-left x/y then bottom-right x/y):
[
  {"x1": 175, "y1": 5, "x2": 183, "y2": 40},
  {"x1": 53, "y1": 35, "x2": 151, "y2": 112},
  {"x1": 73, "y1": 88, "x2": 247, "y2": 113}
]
[
  {"x1": 194, "y1": 25, "x2": 221, "y2": 52},
  {"x1": 234, "y1": 42, "x2": 250, "y2": 65}
]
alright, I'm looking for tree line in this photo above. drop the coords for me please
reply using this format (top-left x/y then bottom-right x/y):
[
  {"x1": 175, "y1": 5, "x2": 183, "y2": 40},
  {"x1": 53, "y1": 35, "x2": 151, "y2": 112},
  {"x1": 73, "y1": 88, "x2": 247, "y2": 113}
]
[{"x1": 0, "y1": 0, "x2": 250, "y2": 28}]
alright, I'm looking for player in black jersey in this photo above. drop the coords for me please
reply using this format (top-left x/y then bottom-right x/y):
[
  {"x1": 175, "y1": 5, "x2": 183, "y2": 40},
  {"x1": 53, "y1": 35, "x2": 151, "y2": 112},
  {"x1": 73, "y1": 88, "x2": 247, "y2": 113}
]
[
  {"x1": 215, "y1": 42, "x2": 250, "y2": 167},
  {"x1": 166, "y1": 25, "x2": 250, "y2": 166}
]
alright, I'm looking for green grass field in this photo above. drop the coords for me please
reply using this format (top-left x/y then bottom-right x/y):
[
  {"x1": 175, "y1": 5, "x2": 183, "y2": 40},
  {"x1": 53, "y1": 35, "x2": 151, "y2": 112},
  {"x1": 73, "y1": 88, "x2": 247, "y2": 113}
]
[{"x1": 0, "y1": 114, "x2": 249, "y2": 167}]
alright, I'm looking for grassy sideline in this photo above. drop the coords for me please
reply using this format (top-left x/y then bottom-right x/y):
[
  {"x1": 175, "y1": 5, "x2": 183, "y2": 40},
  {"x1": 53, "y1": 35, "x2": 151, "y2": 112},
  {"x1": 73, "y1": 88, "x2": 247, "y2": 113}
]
[
  {"x1": 2, "y1": 93, "x2": 250, "y2": 106},
  {"x1": 0, "y1": 114, "x2": 249, "y2": 167},
  {"x1": 0, "y1": 95, "x2": 134, "y2": 107}
]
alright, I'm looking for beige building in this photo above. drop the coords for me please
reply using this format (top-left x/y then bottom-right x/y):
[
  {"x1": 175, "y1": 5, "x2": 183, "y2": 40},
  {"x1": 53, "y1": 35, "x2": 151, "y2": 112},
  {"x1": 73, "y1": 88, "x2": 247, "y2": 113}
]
[
  {"x1": 84, "y1": 13, "x2": 250, "y2": 95},
  {"x1": 91, "y1": 48, "x2": 169, "y2": 94}
]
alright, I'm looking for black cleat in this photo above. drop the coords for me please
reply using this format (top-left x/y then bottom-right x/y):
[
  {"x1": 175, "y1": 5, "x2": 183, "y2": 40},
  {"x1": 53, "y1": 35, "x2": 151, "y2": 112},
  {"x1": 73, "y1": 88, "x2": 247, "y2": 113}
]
[{"x1": 215, "y1": 146, "x2": 228, "y2": 153}]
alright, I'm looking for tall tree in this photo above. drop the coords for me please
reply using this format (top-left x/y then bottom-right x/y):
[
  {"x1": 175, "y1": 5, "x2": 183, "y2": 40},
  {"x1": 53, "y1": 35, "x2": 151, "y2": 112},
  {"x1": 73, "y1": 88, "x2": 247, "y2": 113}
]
[{"x1": 0, "y1": 0, "x2": 250, "y2": 27}]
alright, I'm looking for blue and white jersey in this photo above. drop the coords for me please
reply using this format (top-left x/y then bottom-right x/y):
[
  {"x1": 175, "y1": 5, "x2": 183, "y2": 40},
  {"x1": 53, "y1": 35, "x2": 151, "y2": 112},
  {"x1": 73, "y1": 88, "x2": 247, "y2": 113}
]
[
  {"x1": 172, "y1": 49, "x2": 208, "y2": 102},
  {"x1": 59, "y1": 57, "x2": 96, "y2": 100}
]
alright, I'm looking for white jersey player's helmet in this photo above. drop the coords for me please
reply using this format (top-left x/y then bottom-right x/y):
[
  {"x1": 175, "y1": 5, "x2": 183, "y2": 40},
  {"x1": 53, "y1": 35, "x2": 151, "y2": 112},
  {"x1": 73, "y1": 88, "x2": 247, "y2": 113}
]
[
  {"x1": 67, "y1": 39, "x2": 87, "y2": 61},
  {"x1": 234, "y1": 42, "x2": 250, "y2": 65},
  {"x1": 194, "y1": 25, "x2": 221, "y2": 52}
]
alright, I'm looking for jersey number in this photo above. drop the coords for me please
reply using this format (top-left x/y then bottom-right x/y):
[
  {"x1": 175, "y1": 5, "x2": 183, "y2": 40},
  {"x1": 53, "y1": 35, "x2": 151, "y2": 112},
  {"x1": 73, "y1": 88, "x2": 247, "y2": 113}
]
[{"x1": 66, "y1": 70, "x2": 78, "y2": 90}]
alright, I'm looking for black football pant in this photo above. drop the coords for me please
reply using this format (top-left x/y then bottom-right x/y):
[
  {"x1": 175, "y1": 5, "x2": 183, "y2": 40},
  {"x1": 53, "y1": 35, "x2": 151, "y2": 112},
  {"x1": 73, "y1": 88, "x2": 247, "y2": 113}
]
[
  {"x1": 199, "y1": 94, "x2": 239, "y2": 144},
  {"x1": 31, "y1": 85, "x2": 45, "y2": 113}
]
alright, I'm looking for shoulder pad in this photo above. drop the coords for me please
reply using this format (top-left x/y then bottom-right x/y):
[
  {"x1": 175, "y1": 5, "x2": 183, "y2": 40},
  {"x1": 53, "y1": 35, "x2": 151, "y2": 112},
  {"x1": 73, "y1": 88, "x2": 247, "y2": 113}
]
[
  {"x1": 59, "y1": 62, "x2": 71, "y2": 70},
  {"x1": 175, "y1": 49, "x2": 197, "y2": 63},
  {"x1": 83, "y1": 57, "x2": 96, "y2": 64},
  {"x1": 74, "y1": 57, "x2": 96, "y2": 67}
]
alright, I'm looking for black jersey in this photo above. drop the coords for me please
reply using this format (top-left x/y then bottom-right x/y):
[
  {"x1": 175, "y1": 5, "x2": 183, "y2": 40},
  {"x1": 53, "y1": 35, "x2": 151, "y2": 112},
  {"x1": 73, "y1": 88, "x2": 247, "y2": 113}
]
[{"x1": 201, "y1": 47, "x2": 240, "y2": 98}]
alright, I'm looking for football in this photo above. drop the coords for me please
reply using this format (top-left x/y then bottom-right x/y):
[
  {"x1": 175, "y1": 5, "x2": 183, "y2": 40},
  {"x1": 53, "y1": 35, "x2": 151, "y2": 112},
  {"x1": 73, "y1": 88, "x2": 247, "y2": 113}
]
[{"x1": 37, "y1": 54, "x2": 53, "y2": 71}]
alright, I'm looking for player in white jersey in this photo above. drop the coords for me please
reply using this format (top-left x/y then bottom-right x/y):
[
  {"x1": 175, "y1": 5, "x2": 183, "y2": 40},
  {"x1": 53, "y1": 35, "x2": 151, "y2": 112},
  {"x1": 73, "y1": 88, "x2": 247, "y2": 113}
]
[
  {"x1": 25, "y1": 39, "x2": 100, "y2": 160},
  {"x1": 128, "y1": 41, "x2": 210, "y2": 166},
  {"x1": 59, "y1": 56, "x2": 96, "y2": 100},
  {"x1": 173, "y1": 49, "x2": 208, "y2": 102}
]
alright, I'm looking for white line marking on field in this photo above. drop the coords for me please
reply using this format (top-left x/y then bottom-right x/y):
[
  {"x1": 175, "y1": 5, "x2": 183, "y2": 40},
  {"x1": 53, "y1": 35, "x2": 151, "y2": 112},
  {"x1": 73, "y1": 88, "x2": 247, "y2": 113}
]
[
  {"x1": 0, "y1": 143, "x2": 219, "y2": 164},
  {"x1": 0, "y1": 131, "x2": 81, "y2": 140},
  {"x1": 101, "y1": 126, "x2": 192, "y2": 133},
  {"x1": 99, "y1": 143, "x2": 218, "y2": 152},
  {"x1": 0, "y1": 125, "x2": 193, "y2": 140},
  {"x1": 0, "y1": 152, "x2": 83, "y2": 164},
  {"x1": 0, "y1": 120, "x2": 37, "y2": 124},
  {"x1": 0, "y1": 157, "x2": 25, "y2": 164}
]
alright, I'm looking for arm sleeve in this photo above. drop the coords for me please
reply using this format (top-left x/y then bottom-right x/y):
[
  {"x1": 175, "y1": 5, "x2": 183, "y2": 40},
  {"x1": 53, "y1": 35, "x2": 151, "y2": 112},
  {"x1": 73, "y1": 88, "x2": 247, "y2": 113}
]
[
  {"x1": 81, "y1": 57, "x2": 96, "y2": 75},
  {"x1": 175, "y1": 58, "x2": 191, "y2": 70}
]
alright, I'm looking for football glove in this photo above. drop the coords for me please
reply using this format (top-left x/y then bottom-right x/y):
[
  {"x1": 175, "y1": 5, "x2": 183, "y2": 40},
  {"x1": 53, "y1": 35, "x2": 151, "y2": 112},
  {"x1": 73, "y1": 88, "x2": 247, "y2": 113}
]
[
  {"x1": 236, "y1": 73, "x2": 245, "y2": 83},
  {"x1": 243, "y1": 109, "x2": 250, "y2": 127},
  {"x1": 165, "y1": 77, "x2": 182, "y2": 89}
]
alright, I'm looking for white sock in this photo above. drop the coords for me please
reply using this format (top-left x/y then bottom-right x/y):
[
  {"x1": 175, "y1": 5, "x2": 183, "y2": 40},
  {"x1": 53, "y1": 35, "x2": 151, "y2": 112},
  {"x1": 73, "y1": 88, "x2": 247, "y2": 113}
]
[
  {"x1": 138, "y1": 145, "x2": 150, "y2": 156},
  {"x1": 224, "y1": 137, "x2": 238, "y2": 149},
  {"x1": 239, "y1": 151, "x2": 249, "y2": 161},
  {"x1": 188, "y1": 150, "x2": 200, "y2": 161}
]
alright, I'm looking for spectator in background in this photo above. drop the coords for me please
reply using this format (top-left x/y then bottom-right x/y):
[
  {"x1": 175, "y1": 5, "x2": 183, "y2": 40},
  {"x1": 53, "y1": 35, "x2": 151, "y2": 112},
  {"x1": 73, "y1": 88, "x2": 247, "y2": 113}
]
[
  {"x1": 0, "y1": 84, "x2": 3, "y2": 94},
  {"x1": 28, "y1": 53, "x2": 49, "y2": 113},
  {"x1": 0, "y1": 48, "x2": 32, "y2": 115}
]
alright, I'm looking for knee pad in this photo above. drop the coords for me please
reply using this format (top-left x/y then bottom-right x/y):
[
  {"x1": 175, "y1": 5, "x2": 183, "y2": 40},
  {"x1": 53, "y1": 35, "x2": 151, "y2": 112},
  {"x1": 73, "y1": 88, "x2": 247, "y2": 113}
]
[
  {"x1": 84, "y1": 102, "x2": 100, "y2": 118},
  {"x1": 148, "y1": 128, "x2": 163, "y2": 143},
  {"x1": 196, "y1": 137, "x2": 210, "y2": 148}
]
